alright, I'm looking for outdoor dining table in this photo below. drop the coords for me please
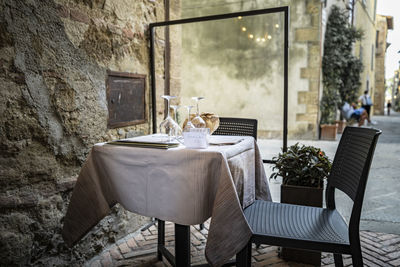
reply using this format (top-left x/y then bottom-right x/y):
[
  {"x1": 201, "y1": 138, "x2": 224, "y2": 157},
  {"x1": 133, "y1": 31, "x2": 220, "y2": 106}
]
[{"x1": 62, "y1": 134, "x2": 271, "y2": 267}]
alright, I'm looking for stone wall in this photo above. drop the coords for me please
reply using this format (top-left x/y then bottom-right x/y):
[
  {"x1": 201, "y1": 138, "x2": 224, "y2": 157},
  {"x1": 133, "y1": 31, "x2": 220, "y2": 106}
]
[
  {"x1": 374, "y1": 15, "x2": 390, "y2": 115},
  {"x1": 353, "y1": 0, "x2": 377, "y2": 107},
  {"x1": 180, "y1": 0, "x2": 323, "y2": 139},
  {"x1": 0, "y1": 0, "x2": 169, "y2": 265}
]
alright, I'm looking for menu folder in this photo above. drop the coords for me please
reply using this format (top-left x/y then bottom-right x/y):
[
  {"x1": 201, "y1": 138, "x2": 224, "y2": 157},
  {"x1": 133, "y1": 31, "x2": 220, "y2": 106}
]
[{"x1": 107, "y1": 138, "x2": 179, "y2": 149}]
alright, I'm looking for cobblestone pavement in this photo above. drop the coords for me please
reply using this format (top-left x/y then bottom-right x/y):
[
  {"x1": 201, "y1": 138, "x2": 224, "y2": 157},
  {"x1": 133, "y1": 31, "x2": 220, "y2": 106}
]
[{"x1": 87, "y1": 220, "x2": 400, "y2": 267}]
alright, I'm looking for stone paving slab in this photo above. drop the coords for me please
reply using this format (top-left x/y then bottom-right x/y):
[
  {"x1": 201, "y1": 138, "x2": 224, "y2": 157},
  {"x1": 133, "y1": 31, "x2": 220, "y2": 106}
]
[{"x1": 86, "y1": 220, "x2": 400, "y2": 267}]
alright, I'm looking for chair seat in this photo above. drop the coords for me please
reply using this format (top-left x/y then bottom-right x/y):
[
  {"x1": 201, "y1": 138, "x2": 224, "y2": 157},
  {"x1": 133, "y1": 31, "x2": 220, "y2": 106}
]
[{"x1": 244, "y1": 200, "x2": 350, "y2": 248}]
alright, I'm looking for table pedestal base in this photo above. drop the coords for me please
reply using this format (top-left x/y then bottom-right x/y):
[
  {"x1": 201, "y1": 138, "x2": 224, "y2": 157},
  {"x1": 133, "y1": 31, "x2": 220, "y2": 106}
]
[{"x1": 157, "y1": 219, "x2": 235, "y2": 267}]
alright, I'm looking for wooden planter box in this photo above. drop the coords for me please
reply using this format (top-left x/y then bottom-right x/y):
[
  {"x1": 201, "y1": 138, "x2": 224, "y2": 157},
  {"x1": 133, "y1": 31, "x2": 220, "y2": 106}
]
[
  {"x1": 320, "y1": 123, "x2": 338, "y2": 141},
  {"x1": 280, "y1": 185, "x2": 323, "y2": 266}
]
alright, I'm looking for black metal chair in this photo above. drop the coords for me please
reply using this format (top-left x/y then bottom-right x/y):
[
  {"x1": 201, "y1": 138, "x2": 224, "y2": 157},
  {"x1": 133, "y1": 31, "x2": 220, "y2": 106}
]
[
  {"x1": 213, "y1": 117, "x2": 258, "y2": 140},
  {"x1": 236, "y1": 126, "x2": 381, "y2": 267}
]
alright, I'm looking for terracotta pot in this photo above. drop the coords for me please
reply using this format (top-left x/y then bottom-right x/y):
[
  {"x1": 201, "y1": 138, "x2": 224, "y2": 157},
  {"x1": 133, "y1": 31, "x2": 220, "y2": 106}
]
[
  {"x1": 280, "y1": 185, "x2": 323, "y2": 266},
  {"x1": 320, "y1": 123, "x2": 338, "y2": 140},
  {"x1": 335, "y1": 120, "x2": 346, "y2": 134}
]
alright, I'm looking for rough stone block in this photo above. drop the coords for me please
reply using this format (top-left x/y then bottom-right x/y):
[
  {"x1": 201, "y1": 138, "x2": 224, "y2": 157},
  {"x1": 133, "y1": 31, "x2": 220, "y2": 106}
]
[
  {"x1": 0, "y1": 196, "x2": 19, "y2": 209},
  {"x1": 308, "y1": 45, "x2": 321, "y2": 67},
  {"x1": 296, "y1": 113, "x2": 317, "y2": 123},
  {"x1": 122, "y1": 28, "x2": 134, "y2": 40},
  {"x1": 301, "y1": 67, "x2": 320, "y2": 80},
  {"x1": 306, "y1": 0, "x2": 320, "y2": 15},
  {"x1": 295, "y1": 28, "x2": 319, "y2": 42},
  {"x1": 56, "y1": 5, "x2": 69, "y2": 18},
  {"x1": 309, "y1": 80, "x2": 320, "y2": 92},
  {"x1": 70, "y1": 9, "x2": 90, "y2": 24},
  {"x1": 311, "y1": 13, "x2": 320, "y2": 27},
  {"x1": 306, "y1": 104, "x2": 319, "y2": 113},
  {"x1": 298, "y1": 91, "x2": 318, "y2": 105},
  {"x1": 56, "y1": 177, "x2": 77, "y2": 192}
]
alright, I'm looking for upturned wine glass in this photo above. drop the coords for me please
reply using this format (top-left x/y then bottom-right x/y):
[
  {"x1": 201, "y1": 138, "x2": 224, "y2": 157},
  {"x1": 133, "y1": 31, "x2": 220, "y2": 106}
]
[
  {"x1": 183, "y1": 105, "x2": 195, "y2": 132},
  {"x1": 170, "y1": 104, "x2": 182, "y2": 136},
  {"x1": 159, "y1": 95, "x2": 180, "y2": 142},
  {"x1": 191, "y1": 97, "x2": 206, "y2": 128}
]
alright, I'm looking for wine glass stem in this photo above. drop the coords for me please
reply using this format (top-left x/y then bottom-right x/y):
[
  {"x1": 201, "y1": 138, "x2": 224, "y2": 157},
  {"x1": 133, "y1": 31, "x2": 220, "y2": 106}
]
[
  {"x1": 173, "y1": 108, "x2": 177, "y2": 121},
  {"x1": 166, "y1": 98, "x2": 170, "y2": 118}
]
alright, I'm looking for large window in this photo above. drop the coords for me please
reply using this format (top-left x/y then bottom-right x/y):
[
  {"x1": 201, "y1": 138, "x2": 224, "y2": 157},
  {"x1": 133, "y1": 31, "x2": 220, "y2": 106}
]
[{"x1": 150, "y1": 7, "x2": 290, "y2": 160}]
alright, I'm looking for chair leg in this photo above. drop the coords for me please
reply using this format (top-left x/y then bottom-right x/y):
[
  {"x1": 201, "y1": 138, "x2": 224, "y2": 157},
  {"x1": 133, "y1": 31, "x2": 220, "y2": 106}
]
[
  {"x1": 351, "y1": 248, "x2": 364, "y2": 267},
  {"x1": 236, "y1": 242, "x2": 251, "y2": 267},
  {"x1": 333, "y1": 254, "x2": 343, "y2": 267}
]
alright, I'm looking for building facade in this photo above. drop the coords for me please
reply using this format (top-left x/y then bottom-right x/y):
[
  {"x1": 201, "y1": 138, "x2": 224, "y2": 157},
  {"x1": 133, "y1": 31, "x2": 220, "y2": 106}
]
[
  {"x1": 374, "y1": 14, "x2": 393, "y2": 115},
  {"x1": 352, "y1": 0, "x2": 378, "y2": 110}
]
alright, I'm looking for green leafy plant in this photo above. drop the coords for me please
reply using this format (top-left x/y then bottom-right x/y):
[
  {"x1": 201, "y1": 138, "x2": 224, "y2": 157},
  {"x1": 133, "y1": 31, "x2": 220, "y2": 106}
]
[
  {"x1": 394, "y1": 93, "x2": 400, "y2": 112},
  {"x1": 270, "y1": 143, "x2": 332, "y2": 188},
  {"x1": 321, "y1": 5, "x2": 363, "y2": 124}
]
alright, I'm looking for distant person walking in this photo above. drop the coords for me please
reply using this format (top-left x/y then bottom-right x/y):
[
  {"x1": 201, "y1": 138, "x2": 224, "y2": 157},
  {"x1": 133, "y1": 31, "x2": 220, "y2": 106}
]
[
  {"x1": 387, "y1": 100, "x2": 392, "y2": 116},
  {"x1": 359, "y1": 90, "x2": 373, "y2": 118}
]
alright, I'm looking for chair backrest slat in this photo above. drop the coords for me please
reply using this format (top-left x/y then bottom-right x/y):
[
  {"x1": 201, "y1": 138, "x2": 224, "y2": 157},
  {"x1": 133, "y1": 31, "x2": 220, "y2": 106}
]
[
  {"x1": 212, "y1": 117, "x2": 258, "y2": 140},
  {"x1": 327, "y1": 127, "x2": 381, "y2": 203}
]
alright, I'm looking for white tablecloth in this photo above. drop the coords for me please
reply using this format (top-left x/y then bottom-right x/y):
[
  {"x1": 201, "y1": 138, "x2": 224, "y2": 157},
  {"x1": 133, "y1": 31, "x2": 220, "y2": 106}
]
[{"x1": 62, "y1": 135, "x2": 271, "y2": 266}]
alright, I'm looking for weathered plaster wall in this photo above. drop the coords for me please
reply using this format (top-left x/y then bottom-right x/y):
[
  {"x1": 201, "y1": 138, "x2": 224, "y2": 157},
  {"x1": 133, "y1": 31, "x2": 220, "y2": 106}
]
[
  {"x1": 374, "y1": 15, "x2": 390, "y2": 115},
  {"x1": 180, "y1": 0, "x2": 322, "y2": 139},
  {"x1": 154, "y1": 0, "x2": 182, "y2": 124},
  {"x1": 354, "y1": 0, "x2": 377, "y2": 107},
  {"x1": 0, "y1": 0, "x2": 168, "y2": 265}
]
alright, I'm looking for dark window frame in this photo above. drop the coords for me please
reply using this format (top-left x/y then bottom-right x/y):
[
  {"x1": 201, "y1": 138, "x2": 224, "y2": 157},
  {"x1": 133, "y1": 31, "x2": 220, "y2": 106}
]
[{"x1": 149, "y1": 6, "x2": 290, "y2": 155}]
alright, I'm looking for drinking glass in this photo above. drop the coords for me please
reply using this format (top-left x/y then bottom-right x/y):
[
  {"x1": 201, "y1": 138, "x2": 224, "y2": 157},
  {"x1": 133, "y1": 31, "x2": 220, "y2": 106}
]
[
  {"x1": 191, "y1": 96, "x2": 206, "y2": 128},
  {"x1": 183, "y1": 105, "x2": 195, "y2": 132},
  {"x1": 159, "y1": 95, "x2": 180, "y2": 142},
  {"x1": 170, "y1": 104, "x2": 182, "y2": 136}
]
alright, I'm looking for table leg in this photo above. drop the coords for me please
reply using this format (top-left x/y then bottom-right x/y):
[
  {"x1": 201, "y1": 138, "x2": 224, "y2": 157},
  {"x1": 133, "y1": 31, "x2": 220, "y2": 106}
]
[
  {"x1": 157, "y1": 219, "x2": 165, "y2": 261},
  {"x1": 157, "y1": 222, "x2": 234, "y2": 267},
  {"x1": 175, "y1": 223, "x2": 191, "y2": 267}
]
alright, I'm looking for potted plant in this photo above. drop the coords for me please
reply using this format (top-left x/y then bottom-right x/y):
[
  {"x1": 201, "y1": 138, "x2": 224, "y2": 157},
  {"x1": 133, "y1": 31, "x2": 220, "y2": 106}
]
[
  {"x1": 270, "y1": 143, "x2": 332, "y2": 265},
  {"x1": 320, "y1": 90, "x2": 339, "y2": 140},
  {"x1": 321, "y1": 6, "x2": 363, "y2": 139}
]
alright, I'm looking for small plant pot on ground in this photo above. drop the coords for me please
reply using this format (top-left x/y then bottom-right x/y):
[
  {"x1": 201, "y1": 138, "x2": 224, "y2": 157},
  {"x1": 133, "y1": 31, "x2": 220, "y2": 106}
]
[
  {"x1": 320, "y1": 123, "x2": 338, "y2": 140},
  {"x1": 280, "y1": 185, "x2": 323, "y2": 266},
  {"x1": 335, "y1": 120, "x2": 346, "y2": 134}
]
